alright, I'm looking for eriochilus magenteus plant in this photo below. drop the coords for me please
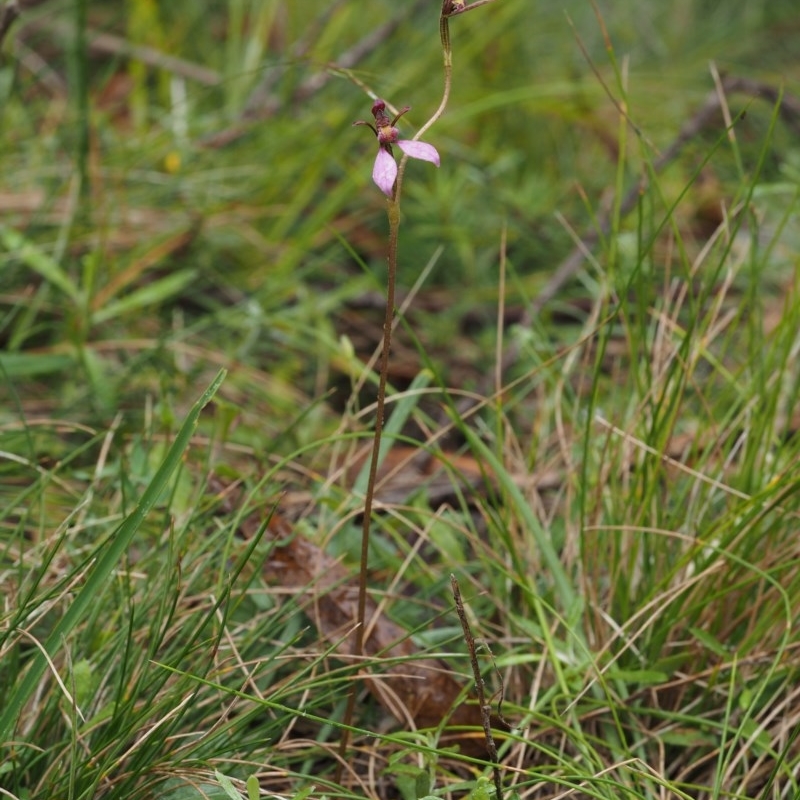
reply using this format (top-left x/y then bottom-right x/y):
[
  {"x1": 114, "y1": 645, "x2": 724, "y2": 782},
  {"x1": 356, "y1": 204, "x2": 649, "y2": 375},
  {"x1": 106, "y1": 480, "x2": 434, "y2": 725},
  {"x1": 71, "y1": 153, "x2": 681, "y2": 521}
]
[{"x1": 338, "y1": 0, "x2": 501, "y2": 780}]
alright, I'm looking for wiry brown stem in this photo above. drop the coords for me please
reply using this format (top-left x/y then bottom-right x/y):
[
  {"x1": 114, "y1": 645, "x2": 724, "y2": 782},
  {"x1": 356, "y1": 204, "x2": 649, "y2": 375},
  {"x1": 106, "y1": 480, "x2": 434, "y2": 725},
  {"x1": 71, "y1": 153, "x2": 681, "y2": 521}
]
[
  {"x1": 336, "y1": 199, "x2": 399, "y2": 776},
  {"x1": 451, "y1": 575, "x2": 504, "y2": 800},
  {"x1": 338, "y1": 0, "x2": 499, "y2": 779},
  {"x1": 0, "y1": 0, "x2": 20, "y2": 49}
]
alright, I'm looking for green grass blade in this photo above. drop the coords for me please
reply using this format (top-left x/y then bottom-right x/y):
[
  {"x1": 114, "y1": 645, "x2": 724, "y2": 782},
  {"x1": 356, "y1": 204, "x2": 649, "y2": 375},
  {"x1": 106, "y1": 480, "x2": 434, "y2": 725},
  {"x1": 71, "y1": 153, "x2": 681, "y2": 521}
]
[
  {"x1": 352, "y1": 368, "x2": 433, "y2": 495},
  {"x1": 459, "y1": 425, "x2": 576, "y2": 613},
  {"x1": 1, "y1": 227, "x2": 82, "y2": 305},
  {"x1": 0, "y1": 369, "x2": 226, "y2": 742},
  {"x1": 90, "y1": 269, "x2": 199, "y2": 324}
]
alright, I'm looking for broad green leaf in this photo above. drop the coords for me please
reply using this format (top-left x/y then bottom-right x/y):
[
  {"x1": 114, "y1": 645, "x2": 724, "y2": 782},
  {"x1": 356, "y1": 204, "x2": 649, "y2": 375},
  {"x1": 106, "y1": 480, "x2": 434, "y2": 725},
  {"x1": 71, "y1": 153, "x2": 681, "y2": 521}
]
[
  {"x1": 214, "y1": 770, "x2": 244, "y2": 800},
  {"x1": 91, "y1": 269, "x2": 198, "y2": 324},
  {"x1": 246, "y1": 775, "x2": 260, "y2": 800},
  {"x1": 0, "y1": 352, "x2": 75, "y2": 378},
  {"x1": 1, "y1": 227, "x2": 82, "y2": 304}
]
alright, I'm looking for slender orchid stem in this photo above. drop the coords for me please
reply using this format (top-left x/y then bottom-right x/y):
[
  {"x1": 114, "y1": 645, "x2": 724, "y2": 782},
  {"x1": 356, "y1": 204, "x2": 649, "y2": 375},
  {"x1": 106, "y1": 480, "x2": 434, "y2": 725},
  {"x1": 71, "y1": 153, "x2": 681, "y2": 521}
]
[
  {"x1": 352, "y1": 195, "x2": 399, "y2": 656},
  {"x1": 337, "y1": 191, "x2": 400, "y2": 781},
  {"x1": 338, "y1": 0, "x2": 499, "y2": 775}
]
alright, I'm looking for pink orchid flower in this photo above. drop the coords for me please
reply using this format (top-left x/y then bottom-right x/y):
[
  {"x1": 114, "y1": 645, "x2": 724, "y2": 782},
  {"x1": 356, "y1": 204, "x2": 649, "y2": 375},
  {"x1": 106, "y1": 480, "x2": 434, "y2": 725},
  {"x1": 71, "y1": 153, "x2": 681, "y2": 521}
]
[{"x1": 353, "y1": 99, "x2": 440, "y2": 197}]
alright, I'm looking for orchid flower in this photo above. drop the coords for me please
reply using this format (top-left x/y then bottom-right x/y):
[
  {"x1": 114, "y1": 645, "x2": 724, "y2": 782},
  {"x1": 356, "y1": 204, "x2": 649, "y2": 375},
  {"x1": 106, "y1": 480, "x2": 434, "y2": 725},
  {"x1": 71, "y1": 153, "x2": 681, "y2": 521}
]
[{"x1": 353, "y1": 100, "x2": 440, "y2": 197}]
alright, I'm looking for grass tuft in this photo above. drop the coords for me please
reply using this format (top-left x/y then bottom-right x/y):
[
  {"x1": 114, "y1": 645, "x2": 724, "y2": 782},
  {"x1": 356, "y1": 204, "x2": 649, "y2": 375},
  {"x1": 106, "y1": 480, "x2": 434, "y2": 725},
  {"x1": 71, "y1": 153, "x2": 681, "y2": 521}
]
[{"x1": 2, "y1": 1, "x2": 799, "y2": 799}]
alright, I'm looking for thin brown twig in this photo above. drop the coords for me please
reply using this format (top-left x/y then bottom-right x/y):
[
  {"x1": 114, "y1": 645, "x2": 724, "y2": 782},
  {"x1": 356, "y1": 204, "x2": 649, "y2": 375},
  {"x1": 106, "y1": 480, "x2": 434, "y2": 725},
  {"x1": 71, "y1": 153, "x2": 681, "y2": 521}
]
[
  {"x1": 18, "y1": 16, "x2": 221, "y2": 86},
  {"x1": 0, "y1": 0, "x2": 20, "y2": 49},
  {"x1": 503, "y1": 75, "x2": 800, "y2": 376},
  {"x1": 451, "y1": 574, "x2": 504, "y2": 800},
  {"x1": 335, "y1": 195, "x2": 400, "y2": 783},
  {"x1": 202, "y1": 0, "x2": 430, "y2": 150}
]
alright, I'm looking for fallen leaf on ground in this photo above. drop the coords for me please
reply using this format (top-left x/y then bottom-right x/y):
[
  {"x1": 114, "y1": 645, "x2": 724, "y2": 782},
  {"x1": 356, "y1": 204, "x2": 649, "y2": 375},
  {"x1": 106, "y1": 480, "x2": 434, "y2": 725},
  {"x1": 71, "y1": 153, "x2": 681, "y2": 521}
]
[{"x1": 234, "y1": 505, "x2": 486, "y2": 754}]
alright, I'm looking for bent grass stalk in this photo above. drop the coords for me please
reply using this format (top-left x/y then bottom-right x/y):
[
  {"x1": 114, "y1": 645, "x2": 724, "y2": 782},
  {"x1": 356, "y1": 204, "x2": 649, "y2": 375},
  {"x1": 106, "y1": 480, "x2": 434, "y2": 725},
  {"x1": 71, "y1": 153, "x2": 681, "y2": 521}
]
[{"x1": 451, "y1": 574, "x2": 504, "y2": 800}]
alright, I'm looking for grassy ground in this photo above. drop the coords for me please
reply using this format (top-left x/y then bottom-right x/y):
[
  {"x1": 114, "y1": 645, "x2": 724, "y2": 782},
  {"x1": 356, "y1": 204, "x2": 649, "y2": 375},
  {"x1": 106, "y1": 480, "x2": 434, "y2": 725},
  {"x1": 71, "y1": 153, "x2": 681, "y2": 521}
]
[{"x1": 2, "y1": 1, "x2": 800, "y2": 799}]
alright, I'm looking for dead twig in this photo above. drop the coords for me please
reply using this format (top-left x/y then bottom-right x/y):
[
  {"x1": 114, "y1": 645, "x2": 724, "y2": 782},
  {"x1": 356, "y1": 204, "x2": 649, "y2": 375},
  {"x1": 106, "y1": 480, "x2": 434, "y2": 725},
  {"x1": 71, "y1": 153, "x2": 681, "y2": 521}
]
[
  {"x1": 201, "y1": 0, "x2": 430, "y2": 149},
  {"x1": 502, "y1": 75, "x2": 800, "y2": 378},
  {"x1": 0, "y1": 0, "x2": 20, "y2": 49},
  {"x1": 451, "y1": 574, "x2": 504, "y2": 800},
  {"x1": 528, "y1": 76, "x2": 800, "y2": 316},
  {"x1": 19, "y1": 16, "x2": 221, "y2": 86}
]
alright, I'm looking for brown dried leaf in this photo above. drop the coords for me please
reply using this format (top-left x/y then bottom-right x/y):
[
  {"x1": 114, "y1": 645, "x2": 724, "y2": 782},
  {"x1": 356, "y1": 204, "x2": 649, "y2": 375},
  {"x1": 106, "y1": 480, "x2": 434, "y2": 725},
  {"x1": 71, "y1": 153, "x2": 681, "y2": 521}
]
[{"x1": 248, "y1": 511, "x2": 484, "y2": 750}]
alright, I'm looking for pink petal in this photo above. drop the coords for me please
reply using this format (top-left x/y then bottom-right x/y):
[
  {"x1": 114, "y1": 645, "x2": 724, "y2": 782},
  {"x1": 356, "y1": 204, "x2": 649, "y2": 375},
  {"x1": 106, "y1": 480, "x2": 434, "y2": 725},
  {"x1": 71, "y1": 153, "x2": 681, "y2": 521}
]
[
  {"x1": 373, "y1": 147, "x2": 397, "y2": 197},
  {"x1": 397, "y1": 140, "x2": 440, "y2": 167}
]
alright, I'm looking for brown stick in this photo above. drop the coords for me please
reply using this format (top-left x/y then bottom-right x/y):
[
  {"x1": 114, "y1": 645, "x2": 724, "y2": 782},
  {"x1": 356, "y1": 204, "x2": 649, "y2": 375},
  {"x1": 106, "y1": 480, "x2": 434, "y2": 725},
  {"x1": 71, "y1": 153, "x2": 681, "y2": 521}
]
[
  {"x1": 451, "y1": 575, "x2": 504, "y2": 800},
  {"x1": 18, "y1": 15, "x2": 221, "y2": 86},
  {"x1": 201, "y1": 0, "x2": 430, "y2": 149},
  {"x1": 531, "y1": 77, "x2": 800, "y2": 313},
  {"x1": 501, "y1": 75, "x2": 800, "y2": 378},
  {"x1": 0, "y1": 0, "x2": 20, "y2": 49}
]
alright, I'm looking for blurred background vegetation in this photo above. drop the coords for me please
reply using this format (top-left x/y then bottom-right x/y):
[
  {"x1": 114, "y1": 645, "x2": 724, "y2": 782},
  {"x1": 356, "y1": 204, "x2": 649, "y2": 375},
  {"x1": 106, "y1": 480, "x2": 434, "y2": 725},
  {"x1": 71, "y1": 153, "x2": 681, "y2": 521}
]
[
  {"x1": 2, "y1": 1, "x2": 800, "y2": 798},
  {"x1": 2, "y1": 0, "x2": 798, "y2": 432}
]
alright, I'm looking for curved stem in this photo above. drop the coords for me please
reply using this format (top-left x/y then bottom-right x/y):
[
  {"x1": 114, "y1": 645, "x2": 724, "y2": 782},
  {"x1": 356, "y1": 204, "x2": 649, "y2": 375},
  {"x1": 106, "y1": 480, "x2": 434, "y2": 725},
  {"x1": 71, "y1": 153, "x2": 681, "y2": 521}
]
[{"x1": 395, "y1": 10, "x2": 453, "y2": 195}]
